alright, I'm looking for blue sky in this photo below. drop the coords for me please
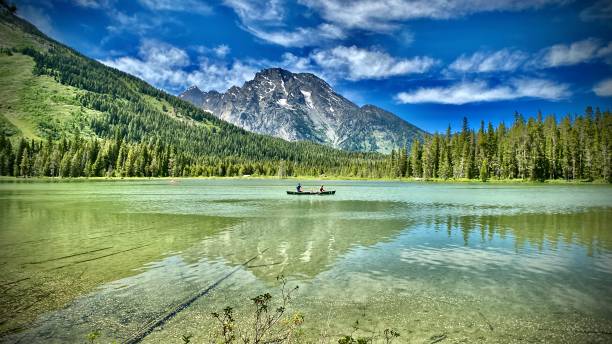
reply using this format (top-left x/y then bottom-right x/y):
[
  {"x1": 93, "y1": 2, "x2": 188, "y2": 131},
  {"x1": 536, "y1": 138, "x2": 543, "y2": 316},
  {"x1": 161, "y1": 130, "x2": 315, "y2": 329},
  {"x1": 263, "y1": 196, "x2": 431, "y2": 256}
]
[{"x1": 14, "y1": 0, "x2": 612, "y2": 132}]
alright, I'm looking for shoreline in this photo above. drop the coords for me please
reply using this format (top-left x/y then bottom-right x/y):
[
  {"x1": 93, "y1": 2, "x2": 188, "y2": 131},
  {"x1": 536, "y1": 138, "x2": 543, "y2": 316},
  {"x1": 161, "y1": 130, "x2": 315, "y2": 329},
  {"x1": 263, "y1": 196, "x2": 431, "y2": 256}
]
[{"x1": 0, "y1": 175, "x2": 609, "y2": 185}]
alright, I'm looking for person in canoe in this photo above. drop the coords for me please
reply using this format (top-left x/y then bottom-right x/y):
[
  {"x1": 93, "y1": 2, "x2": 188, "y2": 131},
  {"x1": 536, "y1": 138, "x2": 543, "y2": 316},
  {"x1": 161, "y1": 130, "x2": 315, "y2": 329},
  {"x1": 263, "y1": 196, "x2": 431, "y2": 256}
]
[
  {"x1": 319, "y1": 185, "x2": 325, "y2": 192},
  {"x1": 296, "y1": 183, "x2": 303, "y2": 193}
]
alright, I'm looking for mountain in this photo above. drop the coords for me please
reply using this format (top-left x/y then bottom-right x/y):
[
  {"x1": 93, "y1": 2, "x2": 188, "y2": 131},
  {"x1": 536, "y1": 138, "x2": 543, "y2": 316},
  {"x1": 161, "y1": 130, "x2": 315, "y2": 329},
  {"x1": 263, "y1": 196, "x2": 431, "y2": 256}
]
[
  {"x1": 0, "y1": 6, "x2": 397, "y2": 181},
  {"x1": 179, "y1": 68, "x2": 426, "y2": 153}
]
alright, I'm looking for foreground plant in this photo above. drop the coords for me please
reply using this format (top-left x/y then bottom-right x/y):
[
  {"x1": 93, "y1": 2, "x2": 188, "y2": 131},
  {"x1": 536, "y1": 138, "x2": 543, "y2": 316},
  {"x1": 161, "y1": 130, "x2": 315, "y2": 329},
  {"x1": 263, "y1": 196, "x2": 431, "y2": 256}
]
[
  {"x1": 207, "y1": 275, "x2": 403, "y2": 344},
  {"x1": 210, "y1": 275, "x2": 303, "y2": 343}
]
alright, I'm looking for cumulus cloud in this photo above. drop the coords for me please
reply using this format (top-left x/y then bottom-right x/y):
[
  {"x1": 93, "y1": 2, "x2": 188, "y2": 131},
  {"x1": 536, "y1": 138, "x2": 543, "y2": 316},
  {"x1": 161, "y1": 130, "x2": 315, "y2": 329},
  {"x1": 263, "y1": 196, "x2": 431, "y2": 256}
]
[
  {"x1": 257, "y1": 46, "x2": 436, "y2": 81},
  {"x1": 395, "y1": 78, "x2": 570, "y2": 105},
  {"x1": 310, "y1": 45, "x2": 436, "y2": 80},
  {"x1": 300, "y1": 0, "x2": 569, "y2": 32},
  {"x1": 183, "y1": 59, "x2": 259, "y2": 92},
  {"x1": 593, "y1": 79, "x2": 612, "y2": 97},
  {"x1": 580, "y1": 0, "x2": 612, "y2": 21},
  {"x1": 277, "y1": 52, "x2": 318, "y2": 73},
  {"x1": 138, "y1": 0, "x2": 212, "y2": 14},
  {"x1": 101, "y1": 40, "x2": 257, "y2": 93},
  {"x1": 213, "y1": 45, "x2": 230, "y2": 58},
  {"x1": 100, "y1": 38, "x2": 437, "y2": 95}
]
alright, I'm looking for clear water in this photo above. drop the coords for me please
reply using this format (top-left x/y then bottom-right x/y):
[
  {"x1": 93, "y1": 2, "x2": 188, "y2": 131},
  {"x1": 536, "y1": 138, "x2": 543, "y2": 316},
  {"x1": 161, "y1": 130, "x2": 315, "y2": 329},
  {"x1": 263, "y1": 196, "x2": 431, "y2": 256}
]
[{"x1": 1, "y1": 179, "x2": 611, "y2": 343}]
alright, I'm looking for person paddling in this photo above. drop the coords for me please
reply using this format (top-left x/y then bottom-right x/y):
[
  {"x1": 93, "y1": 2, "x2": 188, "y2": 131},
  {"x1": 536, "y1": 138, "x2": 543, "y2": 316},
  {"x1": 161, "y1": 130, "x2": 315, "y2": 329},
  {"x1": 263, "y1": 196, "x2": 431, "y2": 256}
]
[
  {"x1": 296, "y1": 183, "x2": 303, "y2": 192},
  {"x1": 320, "y1": 185, "x2": 325, "y2": 192}
]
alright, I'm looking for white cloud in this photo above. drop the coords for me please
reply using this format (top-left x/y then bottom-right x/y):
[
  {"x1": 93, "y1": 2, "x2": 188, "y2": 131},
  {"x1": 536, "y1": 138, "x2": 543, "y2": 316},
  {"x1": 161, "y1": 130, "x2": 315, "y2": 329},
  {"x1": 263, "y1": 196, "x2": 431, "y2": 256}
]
[
  {"x1": 223, "y1": 0, "x2": 285, "y2": 23},
  {"x1": 193, "y1": 44, "x2": 231, "y2": 58},
  {"x1": 184, "y1": 59, "x2": 258, "y2": 92},
  {"x1": 100, "y1": 38, "x2": 437, "y2": 95},
  {"x1": 138, "y1": 0, "x2": 212, "y2": 14},
  {"x1": 244, "y1": 23, "x2": 345, "y2": 48},
  {"x1": 138, "y1": 39, "x2": 189, "y2": 66},
  {"x1": 310, "y1": 45, "x2": 436, "y2": 80},
  {"x1": 222, "y1": 0, "x2": 346, "y2": 47},
  {"x1": 593, "y1": 79, "x2": 612, "y2": 97},
  {"x1": 257, "y1": 46, "x2": 436, "y2": 81},
  {"x1": 539, "y1": 38, "x2": 603, "y2": 67},
  {"x1": 17, "y1": 5, "x2": 54, "y2": 36},
  {"x1": 73, "y1": 0, "x2": 212, "y2": 14},
  {"x1": 300, "y1": 0, "x2": 569, "y2": 32},
  {"x1": 448, "y1": 38, "x2": 612, "y2": 74},
  {"x1": 101, "y1": 40, "x2": 257, "y2": 93},
  {"x1": 277, "y1": 52, "x2": 318, "y2": 73},
  {"x1": 224, "y1": 0, "x2": 570, "y2": 47},
  {"x1": 102, "y1": 40, "x2": 189, "y2": 90},
  {"x1": 580, "y1": 0, "x2": 612, "y2": 21},
  {"x1": 395, "y1": 78, "x2": 570, "y2": 105},
  {"x1": 213, "y1": 44, "x2": 230, "y2": 58},
  {"x1": 449, "y1": 49, "x2": 528, "y2": 73},
  {"x1": 595, "y1": 42, "x2": 612, "y2": 64},
  {"x1": 72, "y1": 0, "x2": 114, "y2": 8}
]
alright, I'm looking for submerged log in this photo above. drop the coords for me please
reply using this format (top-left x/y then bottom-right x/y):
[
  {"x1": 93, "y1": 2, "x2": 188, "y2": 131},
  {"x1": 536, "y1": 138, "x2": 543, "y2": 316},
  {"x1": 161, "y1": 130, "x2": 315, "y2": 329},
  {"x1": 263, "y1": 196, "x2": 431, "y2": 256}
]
[{"x1": 122, "y1": 248, "x2": 269, "y2": 344}]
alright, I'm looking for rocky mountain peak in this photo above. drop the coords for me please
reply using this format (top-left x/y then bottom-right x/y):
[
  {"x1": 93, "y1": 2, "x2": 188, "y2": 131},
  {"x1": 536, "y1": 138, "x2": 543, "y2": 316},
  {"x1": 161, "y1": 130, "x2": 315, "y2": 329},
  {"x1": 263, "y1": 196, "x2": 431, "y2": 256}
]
[
  {"x1": 179, "y1": 85, "x2": 205, "y2": 106},
  {"x1": 179, "y1": 68, "x2": 426, "y2": 153},
  {"x1": 185, "y1": 85, "x2": 201, "y2": 91},
  {"x1": 255, "y1": 67, "x2": 292, "y2": 80}
]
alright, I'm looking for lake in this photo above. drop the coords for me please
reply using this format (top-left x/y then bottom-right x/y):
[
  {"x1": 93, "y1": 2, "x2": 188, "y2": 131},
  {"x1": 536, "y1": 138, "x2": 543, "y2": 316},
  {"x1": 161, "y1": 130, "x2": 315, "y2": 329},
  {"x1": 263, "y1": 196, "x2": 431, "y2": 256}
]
[{"x1": 1, "y1": 179, "x2": 611, "y2": 343}]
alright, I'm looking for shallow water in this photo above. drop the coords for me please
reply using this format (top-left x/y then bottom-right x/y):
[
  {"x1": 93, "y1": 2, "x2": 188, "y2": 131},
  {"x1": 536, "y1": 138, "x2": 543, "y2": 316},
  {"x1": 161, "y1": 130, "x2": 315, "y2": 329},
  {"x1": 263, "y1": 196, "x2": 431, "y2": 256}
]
[{"x1": 0, "y1": 179, "x2": 611, "y2": 343}]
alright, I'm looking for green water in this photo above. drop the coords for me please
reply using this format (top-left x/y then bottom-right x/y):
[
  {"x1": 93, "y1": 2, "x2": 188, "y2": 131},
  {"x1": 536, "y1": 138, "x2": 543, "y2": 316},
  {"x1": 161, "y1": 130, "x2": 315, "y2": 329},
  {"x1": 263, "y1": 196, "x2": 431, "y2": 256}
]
[{"x1": 1, "y1": 179, "x2": 611, "y2": 343}]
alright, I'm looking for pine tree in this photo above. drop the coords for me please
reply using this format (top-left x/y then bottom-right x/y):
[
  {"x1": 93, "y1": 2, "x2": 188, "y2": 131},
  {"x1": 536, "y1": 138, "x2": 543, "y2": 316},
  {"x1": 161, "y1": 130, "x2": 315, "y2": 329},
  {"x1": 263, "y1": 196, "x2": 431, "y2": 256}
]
[
  {"x1": 409, "y1": 138, "x2": 422, "y2": 178},
  {"x1": 19, "y1": 147, "x2": 30, "y2": 177},
  {"x1": 480, "y1": 158, "x2": 488, "y2": 182}
]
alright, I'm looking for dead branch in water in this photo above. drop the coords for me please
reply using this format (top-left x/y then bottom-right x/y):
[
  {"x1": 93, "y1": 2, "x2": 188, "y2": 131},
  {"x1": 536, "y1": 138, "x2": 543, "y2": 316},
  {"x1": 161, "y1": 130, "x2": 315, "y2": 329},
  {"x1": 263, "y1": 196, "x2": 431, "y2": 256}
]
[
  {"x1": 477, "y1": 310, "x2": 494, "y2": 331},
  {"x1": 122, "y1": 248, "x2": 269, "y2": 344}
]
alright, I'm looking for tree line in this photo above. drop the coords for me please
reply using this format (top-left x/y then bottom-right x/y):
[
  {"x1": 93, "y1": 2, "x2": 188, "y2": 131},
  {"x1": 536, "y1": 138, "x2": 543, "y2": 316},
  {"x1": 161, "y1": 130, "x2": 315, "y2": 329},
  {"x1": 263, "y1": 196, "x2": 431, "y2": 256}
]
[
  {"x1": 2, "y1": 108, "x2": 609, "y2": 180},
  {"x1": 0, "y1": 133, "x2": 395, "y2": 178},
  {"x1": 388, "y1": 108, "x2": 611, "y2": 182}
]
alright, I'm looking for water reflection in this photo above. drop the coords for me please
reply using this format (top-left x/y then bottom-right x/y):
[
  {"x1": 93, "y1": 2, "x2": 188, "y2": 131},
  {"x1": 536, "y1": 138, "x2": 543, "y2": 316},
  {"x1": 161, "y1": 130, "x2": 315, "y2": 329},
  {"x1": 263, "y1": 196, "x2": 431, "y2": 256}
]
[
  {"x1": 424, "y1": 210, "x2": 612, "y2": 253},
  {"x1": 194, "y1": 200, "x2": 410, "y2": 282}
]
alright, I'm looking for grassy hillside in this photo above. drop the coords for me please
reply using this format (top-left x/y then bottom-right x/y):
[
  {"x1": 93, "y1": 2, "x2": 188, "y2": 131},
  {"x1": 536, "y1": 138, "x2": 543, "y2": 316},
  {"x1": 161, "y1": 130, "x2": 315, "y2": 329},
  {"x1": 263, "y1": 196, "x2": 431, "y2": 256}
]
[{"x1": 0, "y1": 52, "x2": 103, "y2": 138}]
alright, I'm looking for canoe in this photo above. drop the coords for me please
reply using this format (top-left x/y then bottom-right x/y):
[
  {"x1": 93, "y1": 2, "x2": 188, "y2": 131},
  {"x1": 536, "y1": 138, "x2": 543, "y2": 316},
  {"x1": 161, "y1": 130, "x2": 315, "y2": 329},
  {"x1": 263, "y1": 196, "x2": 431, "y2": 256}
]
[{"x1": 287, "y1": 190, "x2": 336, "y2": 195}]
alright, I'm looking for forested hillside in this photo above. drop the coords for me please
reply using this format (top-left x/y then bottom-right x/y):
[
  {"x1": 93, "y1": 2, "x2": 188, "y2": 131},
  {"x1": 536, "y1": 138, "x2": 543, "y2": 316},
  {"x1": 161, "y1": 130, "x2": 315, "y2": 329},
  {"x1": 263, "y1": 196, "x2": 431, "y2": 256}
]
[{"x1": 0, "y1": 5, "x2": 390, "y2": 178}]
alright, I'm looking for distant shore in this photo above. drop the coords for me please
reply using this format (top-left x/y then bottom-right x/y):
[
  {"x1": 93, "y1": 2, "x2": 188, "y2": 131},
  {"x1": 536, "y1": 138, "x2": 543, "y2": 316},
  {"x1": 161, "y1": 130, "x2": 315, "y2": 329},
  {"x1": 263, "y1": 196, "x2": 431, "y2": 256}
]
[{"x1": 0, "y1": 176, "x2": 609, "y2": 185}]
